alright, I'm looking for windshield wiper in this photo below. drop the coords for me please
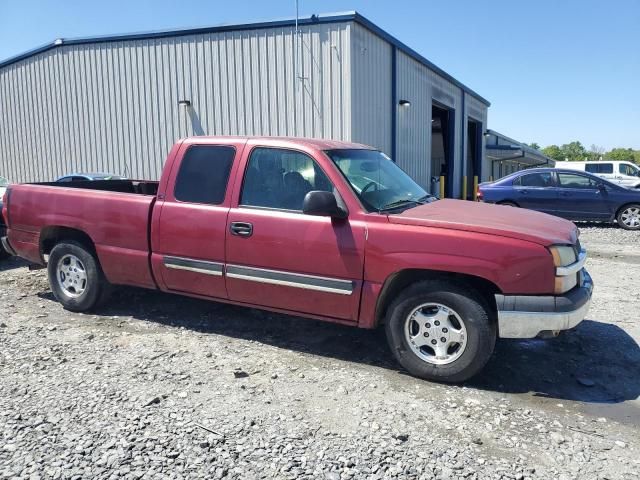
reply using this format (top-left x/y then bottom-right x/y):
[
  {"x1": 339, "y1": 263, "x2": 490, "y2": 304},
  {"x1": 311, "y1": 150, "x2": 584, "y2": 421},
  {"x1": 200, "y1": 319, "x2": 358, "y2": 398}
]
[
  {"x1": 379, "y1": 199, "x2": 422, "y2": 212},
  {"x1": 418, "y1": 194, "x2": 437, "y2": 203}
]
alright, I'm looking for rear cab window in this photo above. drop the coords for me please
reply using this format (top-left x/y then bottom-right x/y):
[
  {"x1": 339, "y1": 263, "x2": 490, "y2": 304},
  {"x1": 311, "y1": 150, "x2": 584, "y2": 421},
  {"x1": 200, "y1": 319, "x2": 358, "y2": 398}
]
[{"x1": 174, "y1": 145, "x2": 236, "y2": 204}]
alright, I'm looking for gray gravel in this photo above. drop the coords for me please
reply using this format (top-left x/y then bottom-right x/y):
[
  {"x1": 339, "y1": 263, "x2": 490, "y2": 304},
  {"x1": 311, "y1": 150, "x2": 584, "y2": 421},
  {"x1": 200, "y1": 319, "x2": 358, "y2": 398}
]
[{"x1": 1, "y1": 225, "x2": 639, "y2": 479}]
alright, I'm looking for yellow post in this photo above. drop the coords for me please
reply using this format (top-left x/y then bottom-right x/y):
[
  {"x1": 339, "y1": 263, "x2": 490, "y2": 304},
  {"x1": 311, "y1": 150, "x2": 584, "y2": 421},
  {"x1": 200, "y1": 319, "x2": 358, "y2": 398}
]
[
  {"x1": 462, "y1": 176, "x2": 467, "y2": 201},
  {"x1": 473, "y1": 176, "x2": 479, "y2": 201},
  {"x1": 490, "y1": 175, "x2": 494, "y2": 182},
  {"x1": 439, "y1": 176, "x2": 445, "y2": 199}
]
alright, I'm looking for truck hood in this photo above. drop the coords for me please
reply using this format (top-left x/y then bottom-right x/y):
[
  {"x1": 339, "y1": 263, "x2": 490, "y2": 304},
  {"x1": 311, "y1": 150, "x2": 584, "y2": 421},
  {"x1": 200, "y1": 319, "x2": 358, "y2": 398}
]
[{"x1": 388, "y1": 199, "x2": 578, "y2": 246}]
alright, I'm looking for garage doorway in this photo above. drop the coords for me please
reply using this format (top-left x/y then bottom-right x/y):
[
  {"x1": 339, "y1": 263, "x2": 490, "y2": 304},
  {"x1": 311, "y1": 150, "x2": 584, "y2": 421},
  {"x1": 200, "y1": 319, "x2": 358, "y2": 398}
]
[
  {"x1": 466, "y1": 119, "x2": 482, "y2": 199},
  {"x1": 431, "y1": 103, "x2": 455, "y2": 197}
]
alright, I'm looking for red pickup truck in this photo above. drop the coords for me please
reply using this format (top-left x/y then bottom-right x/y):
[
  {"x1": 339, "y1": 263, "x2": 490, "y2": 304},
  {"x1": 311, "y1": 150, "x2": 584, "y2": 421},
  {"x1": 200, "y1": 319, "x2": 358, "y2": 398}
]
[{"x1": 1, "y1": 137, "x2": 592, "y2": 382}]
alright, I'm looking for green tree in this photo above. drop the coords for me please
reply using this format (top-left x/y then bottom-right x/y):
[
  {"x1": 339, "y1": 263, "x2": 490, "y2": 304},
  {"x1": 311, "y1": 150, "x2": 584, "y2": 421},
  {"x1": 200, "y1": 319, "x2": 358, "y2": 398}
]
[
  {"x1": 527, "y1": 142, "x2": 541, "y2": 150},
  {"x1": 605, "y1": 148, "x2": 636, "y2": 162},
  {"x1": 560, "y1": 141, "x2": 587, "y2": 161},
  {"x1": 542, "y1": 145, "x2": 564, "y2": 161}
]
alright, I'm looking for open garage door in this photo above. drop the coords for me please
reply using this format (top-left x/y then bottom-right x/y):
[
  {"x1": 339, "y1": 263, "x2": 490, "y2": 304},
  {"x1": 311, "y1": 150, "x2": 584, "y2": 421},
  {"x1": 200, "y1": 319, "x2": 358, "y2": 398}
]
[{"x1": 431, "y1": 103, "x2": 454, "y2": 198}]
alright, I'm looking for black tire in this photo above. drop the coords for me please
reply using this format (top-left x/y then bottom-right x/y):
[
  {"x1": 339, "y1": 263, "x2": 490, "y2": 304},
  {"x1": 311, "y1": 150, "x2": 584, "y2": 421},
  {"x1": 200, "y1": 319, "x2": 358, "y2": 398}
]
[
  {"x1": 0, "y1": 246, "x2": 8, "y2": 260},
  {"x1": 384, "y1": 280, "x2": 496, "y2": 383},
  {"x1": 47, "y1": 241, "x2": 111, "y2": 312},
  {"x1": 497, "y1": 201, "x2": 518, "y2": 208},
  {"x1": 616, "y1": 204, "x2": 640, "y2": 231}
]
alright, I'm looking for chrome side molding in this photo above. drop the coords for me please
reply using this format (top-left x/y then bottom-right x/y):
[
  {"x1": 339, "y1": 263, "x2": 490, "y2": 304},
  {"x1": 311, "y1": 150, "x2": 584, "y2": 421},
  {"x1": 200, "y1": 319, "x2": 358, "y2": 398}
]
[
  {"x1": 226, "y1": 264, "x2": 354, "y2": 295},
  {"x1": 163, "y1": 256, "x2": 224, "y2": 276}
]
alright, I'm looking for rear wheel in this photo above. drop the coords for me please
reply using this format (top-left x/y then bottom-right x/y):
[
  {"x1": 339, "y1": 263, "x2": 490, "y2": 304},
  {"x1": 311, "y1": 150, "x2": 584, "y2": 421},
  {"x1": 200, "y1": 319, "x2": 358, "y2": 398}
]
[
  {"x1": 47, "y1": 241, "x2": 111, "y2": 312},
  {"x1": 617, "y1": 204, "x2": 640, "y2": 230},
  {"x1": 385, "y1": 280, "x2": 496, "y2": 383}
]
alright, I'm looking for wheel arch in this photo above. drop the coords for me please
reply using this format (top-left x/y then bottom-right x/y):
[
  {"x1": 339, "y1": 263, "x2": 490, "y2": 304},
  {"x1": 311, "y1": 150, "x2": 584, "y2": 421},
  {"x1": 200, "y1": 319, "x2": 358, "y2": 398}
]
[
  {"x1": 497, "y1": 200, "x2": 519, "y2": 207},
  {"x1": 374, "y1": 269, "x2": 502, "y2": 328},
  {"x1": 40, "y1": 226, "x2": 97, "y2": 259},
  {"x1": 615, "y1": 202, "x2": 640, "y2": 218},
  {"x1": 615, "y1": 202, "x2": 640, "y2": 227}
]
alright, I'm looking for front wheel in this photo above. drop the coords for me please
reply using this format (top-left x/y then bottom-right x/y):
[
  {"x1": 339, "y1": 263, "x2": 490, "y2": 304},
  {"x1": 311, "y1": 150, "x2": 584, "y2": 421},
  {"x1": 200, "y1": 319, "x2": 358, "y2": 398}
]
[
  {"x1": 47, "y1": 241, "x2": 111, "y2": 312},
  {"x1": 617, "y1": 204, "x2": 640, "y2": 230},
  {"x1": 385, "y1": 280, "x2": 496, "y2": 383}
]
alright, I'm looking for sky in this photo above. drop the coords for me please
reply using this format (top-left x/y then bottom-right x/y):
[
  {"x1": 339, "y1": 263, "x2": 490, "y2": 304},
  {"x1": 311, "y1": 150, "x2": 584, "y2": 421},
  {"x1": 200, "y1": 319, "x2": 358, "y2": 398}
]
[{"x1": 1, "y1": 0, "x2": 639, "y2": 150}]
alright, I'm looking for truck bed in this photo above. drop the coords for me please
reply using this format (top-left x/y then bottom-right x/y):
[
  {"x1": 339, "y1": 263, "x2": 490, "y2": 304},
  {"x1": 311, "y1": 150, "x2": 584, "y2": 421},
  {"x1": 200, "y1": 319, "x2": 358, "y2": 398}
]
[
  {"x1": 28, "y1": 179, "x2": 159, "y2": 196},
  {"x1": 6, "y1": 182, "x2": 158, "y2": 289}
]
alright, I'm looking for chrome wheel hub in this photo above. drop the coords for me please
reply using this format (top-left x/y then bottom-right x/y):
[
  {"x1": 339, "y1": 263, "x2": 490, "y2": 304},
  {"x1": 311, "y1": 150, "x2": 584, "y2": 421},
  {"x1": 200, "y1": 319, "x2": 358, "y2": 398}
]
[
  {"x1": 621, "y1": 207, "x2": 640, "y2": 228},
  {"x1": 57, "y1": 254, "x2": 88, "y2": 298},
  {"x1": 404, "y1": 303, "x2": 468, "y2": 365}
]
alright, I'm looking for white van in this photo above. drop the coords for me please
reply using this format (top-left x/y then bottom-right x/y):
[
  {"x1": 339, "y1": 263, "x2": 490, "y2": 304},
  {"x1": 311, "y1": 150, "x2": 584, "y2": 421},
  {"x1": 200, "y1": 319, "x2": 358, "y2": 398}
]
[{"x1": 555, "y1": 161, "x2": 640, "y2": 188}]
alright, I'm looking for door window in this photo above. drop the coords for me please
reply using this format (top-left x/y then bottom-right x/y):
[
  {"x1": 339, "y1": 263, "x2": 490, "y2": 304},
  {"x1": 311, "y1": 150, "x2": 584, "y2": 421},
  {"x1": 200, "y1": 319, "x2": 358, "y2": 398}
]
[
  {"x1": 619, "y1": 163, "x2": 640, "y2": 177},
  {"x1": 514, "y1": 172, "x2": 554, "y2": 187},
  {"x1": 240, "y1": 148, "x2": 333, "y2": 211},
  {"x1": 557, "y1": 173, "x2": 599, "y2": 189},
  {"x1": 174, "y1": 145, "x2": 236, "y2": 204},
  {"x1": 585, "y1": 163, "x2": 613, "y2": 174}
]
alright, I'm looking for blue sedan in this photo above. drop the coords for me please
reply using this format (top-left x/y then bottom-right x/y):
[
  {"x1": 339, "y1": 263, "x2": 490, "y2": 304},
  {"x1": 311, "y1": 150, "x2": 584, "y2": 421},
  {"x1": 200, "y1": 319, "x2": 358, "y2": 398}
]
[{"x1": 478, "y1": 168, "x2": 640, "y2": 230}]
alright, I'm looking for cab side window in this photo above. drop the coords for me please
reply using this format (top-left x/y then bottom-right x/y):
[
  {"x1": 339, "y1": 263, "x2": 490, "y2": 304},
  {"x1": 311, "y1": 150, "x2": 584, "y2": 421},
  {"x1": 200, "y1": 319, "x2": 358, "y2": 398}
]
[
  {"x1": 620, "y1": 164, "x2": 638, "y2": 176},
  {"x1": 240, "y1": 148, "x2": 333, "y2": 211},
  {"x1": 174, "y1": 145, "x2": 236, "y2": 204}
]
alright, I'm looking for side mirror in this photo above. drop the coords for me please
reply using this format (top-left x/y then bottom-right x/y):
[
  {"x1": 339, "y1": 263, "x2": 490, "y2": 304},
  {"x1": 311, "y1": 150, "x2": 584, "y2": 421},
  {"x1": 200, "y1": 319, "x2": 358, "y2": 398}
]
[{"x1": 302, "y1": 191, "x2": 347, "y2": 219}]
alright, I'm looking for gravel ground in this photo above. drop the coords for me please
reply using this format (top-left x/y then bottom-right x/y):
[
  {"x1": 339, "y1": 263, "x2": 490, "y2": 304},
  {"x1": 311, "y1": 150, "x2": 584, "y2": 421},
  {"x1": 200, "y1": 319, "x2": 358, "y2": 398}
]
[{"x1": 1, "y1": 226, "x2": 639, "y2": 480}]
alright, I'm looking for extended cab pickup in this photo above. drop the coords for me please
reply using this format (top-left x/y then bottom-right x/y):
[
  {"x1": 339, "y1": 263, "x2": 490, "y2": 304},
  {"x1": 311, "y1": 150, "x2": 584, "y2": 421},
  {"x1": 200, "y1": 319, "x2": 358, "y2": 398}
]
[{"x1": 1, "y1": 137, "x2": 593, "y2": 382}]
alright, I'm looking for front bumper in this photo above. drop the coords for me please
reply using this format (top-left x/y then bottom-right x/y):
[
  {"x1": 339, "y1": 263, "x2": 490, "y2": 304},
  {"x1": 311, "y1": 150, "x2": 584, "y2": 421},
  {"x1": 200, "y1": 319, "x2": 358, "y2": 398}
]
[
  {"x1": 496, "y1": 269, "x2": 593, "y2": 338},
  {"x1": 1, "y1": 235, "x2": 17, "y2": 256}
]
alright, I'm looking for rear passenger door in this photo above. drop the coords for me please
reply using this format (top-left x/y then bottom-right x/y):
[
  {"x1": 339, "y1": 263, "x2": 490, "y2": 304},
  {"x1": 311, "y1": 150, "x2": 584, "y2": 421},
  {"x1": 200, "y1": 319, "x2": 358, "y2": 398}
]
[
  {"x1": 152, "y1": 142, "x2": 243, "y2": 299},
  {"x1": 512, "y1": 172, "x2": 558, "y2": 214},
  {"x1": 224, "y1": 146, "x2": 366, "y2": 322}
]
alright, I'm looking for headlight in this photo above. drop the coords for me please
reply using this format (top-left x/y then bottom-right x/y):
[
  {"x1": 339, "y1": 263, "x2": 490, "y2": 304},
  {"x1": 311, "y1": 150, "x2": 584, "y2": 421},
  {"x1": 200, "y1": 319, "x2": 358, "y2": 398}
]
[
  {"x1": 549, "y1": 245, "x2": 577, "y2": 267},
  {"x1": 549, "y1": 245, "x2": 579, "y2": 294}
]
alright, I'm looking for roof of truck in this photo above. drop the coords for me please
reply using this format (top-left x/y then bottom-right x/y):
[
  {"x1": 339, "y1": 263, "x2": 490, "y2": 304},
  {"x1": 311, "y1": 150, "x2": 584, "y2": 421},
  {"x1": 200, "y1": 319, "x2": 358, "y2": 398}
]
[{"x1": 184, "y1": 136, "x2": 373, "y2": 151}]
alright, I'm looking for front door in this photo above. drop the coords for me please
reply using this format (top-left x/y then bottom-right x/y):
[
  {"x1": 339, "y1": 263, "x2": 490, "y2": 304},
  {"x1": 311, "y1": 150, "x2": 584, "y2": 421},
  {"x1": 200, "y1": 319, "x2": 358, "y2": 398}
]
[
  {"x1": 225, "y1": 146, "x2": 366, "y2": 321},
  {"x1": 617, "y1": 163, "x2": 640, "y2": 187},
  {"x1": 153, "y1": 142, "x2": 243, "y2": 298},
  {"x1": 554, "y1": 172, "x2": 610, "y2": 220}
]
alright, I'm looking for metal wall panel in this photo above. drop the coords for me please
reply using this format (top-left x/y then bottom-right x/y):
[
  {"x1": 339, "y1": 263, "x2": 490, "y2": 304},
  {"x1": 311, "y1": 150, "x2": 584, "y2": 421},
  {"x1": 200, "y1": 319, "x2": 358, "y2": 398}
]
[
  {"x1": 350, "y1": 23, "x2": 392, "y2": 155},
  {"x1": 393, "y1": 50, "x2": 488, "y2": 195},
  {"x1": 0, "y1": 23, "x2": 352, "y2": 182}
]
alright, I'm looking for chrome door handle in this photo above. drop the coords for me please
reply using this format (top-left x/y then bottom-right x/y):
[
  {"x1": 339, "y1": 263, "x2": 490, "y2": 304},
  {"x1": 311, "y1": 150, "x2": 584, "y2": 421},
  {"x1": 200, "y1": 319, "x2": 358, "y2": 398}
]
[{"x1": 230, "y1": 222, "x2": 253, "y2": 237}]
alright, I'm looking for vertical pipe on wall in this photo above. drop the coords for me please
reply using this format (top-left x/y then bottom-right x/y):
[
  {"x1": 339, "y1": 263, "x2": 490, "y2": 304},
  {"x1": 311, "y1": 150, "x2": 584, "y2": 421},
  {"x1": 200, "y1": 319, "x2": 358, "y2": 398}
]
[
  {"x1": 459, "y1": 87, "x2": 465, "y2": 199},
  {"x1": 390, "y1": 46, "x2": 397, "y2": 162}
]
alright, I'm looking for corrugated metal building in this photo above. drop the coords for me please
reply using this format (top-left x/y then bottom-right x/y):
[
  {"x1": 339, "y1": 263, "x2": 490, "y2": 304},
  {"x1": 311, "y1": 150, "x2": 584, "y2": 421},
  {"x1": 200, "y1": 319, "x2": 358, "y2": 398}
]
[{"x1": 0, "y1": 11, "x2": 491, "y2": 198}]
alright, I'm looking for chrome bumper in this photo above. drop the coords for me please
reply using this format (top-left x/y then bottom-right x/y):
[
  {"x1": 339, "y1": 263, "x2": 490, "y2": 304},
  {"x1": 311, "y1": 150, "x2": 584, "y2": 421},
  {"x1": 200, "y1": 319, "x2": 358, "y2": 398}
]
[{"x1": 496, "y1": 269, "x2": 593, "y2": 339}]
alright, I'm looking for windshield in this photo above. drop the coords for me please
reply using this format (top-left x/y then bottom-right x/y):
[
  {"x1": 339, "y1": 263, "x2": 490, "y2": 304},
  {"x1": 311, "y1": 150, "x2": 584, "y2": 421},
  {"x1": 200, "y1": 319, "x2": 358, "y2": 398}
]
[{"x1": 326, "y1": 149, "x2": 434, "y2": 212}]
